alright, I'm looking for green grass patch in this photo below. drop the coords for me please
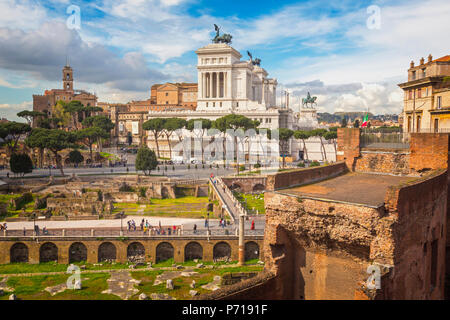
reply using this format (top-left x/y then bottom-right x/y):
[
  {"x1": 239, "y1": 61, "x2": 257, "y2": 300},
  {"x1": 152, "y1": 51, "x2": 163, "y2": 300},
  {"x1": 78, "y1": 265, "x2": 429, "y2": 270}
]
[{"x1": 233, "y1": 192, "x2": 265, "y2": 214}]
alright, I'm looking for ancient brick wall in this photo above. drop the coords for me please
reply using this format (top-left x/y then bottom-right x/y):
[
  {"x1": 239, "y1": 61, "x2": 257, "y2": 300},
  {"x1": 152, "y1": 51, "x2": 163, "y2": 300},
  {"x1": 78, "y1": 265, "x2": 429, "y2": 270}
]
[
  {"x1": 337, "y1": 128, "x2": 360, "y2": 171},
  {"x1": 0, "y1": 237, "x2": 263, "y2": 265},
  {"x1": 382, "y1": 170, "x2": 447, "y2": 299},
  {"x1": 354, "y1": 151, "x2": 410, "y2": 175},
  {"x1": 221, "y1": 177, "x2": 267, "y2": 193},
  {"x1": 212, "y1": 170, "x2": 447, "y2": 300},
  {"x1": 409, "y1": 133, "x2": 449, "y2": 172},
  {"x1": 265, "y1": 162, "x2": 346, "y2": 191}
]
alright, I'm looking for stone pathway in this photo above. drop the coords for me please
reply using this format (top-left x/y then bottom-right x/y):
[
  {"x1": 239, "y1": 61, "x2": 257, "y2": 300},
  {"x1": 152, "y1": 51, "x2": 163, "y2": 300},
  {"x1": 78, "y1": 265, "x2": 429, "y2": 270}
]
[
  {"x1": 102, "y1": 271, "x2": 141, "y2": 300},
  {"x1": 153, "y1": 270, "x2": 198, "y2": 286},
  {"x1": 201, "y1": 275, "x2": 222, "y2": 291}
]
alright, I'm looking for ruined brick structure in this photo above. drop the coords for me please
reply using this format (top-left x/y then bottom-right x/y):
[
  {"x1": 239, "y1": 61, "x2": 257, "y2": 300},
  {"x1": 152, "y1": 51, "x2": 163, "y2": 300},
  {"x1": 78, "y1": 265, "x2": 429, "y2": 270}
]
[
  {"x1": 0, "y1": 237, "x2": 262, "y2": 265},
  {"x1": 201, "y1": 129, "x2": 449, "y2": 300}
]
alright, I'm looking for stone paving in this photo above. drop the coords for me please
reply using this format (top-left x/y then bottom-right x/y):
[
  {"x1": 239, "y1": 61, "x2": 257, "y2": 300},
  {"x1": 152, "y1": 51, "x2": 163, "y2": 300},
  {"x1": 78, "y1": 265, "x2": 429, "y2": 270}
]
[
  {"x1": 201, "y1": 275, "x2": 222, "y2": 291},
  {"x1": 102, "y1": 271, "x2": 141, "y2": 300},
  {"x1": 153, "y1": 270, "x2": 199, "y2": 286}
]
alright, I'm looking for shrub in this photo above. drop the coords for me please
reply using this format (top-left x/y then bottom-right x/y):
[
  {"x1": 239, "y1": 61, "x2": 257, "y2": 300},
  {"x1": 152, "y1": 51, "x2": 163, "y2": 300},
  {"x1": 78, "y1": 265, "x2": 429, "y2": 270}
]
[
  {"x1": 119, "y1": 183, "x2": 134, "y2": 192},
  {"x1": 239, "y1": 165, "x2": 245, "y2": 171},
  {"x1": 139, "y1": 187, "x2": 147, "y2": 198},
  {"x1": 254, "y1": 163, "x2": 261, "y2": 169},
  {"x1": 14, "y1": 193, "x2": 34, "y2": 210},
  {"x1": 297, "y1": 162, "x2": 305, "y2": 168},
  {"x1": 310, "y1": 161, "x2": 320, "y2": 167}
]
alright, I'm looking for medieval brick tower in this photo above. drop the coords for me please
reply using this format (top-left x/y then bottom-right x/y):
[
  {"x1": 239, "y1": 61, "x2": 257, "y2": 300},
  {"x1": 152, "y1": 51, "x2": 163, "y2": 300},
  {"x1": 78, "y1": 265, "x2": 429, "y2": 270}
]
[{"x1": 62, "y1": 65, "x2": 73, "y2": 92}]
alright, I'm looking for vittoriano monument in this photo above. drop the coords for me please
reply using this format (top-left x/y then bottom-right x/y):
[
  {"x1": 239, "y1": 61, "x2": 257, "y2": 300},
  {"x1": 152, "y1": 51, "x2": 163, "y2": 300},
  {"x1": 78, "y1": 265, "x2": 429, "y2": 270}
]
[
  {"x1": 247, "y1": 51, "x2": 261, "y2": 66},
  {"x1": 302, "y1": 92, "x2": 318, "y2": 108},
  {"x1": 212, "y1": 24, "x2": 232, "y2": 44}
]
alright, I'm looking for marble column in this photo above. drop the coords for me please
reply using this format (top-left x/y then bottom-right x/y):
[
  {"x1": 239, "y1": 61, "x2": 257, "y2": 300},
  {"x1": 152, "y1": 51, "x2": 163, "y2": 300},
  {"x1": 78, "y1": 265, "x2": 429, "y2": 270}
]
[
  {"x1": 210, "y1": 72, "x2": 213, "y2": 99},
  {"x1": 262, "y1": 79, "x2": 265, "y2": 105}
]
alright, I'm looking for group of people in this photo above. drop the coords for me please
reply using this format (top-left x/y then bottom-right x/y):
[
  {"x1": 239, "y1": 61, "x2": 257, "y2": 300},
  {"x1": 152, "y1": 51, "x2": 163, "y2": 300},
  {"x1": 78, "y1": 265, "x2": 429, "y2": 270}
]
[{"x1": 127, "y1": 219, "x2": 179, "y2": 236}]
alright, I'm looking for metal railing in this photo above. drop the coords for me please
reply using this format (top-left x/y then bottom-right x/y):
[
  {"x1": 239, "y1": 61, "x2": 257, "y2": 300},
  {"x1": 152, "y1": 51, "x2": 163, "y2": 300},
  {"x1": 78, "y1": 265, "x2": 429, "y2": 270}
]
[{"x1": 360, "y1": 131, "x2": 410, "y2": 150}]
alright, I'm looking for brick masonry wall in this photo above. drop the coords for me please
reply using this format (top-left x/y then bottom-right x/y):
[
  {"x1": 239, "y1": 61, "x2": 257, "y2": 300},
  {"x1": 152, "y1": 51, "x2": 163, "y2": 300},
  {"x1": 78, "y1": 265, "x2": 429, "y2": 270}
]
[
  {"x1": 337, "y1": 128, "x2": 360, "y2": 171},
  {"x1": 0, "y1": 237, "x2": 263, "y2": 265},
  {"x1": 409, "y1": 133, "x2": 449, "y2": 173},
  {"x1": 354, "y1": 151, "x2": 410, "y2": 175},
  {"x1": 265, "y1": 162, "x2": 347, "y2": 191},
  {"x1": 383, "y1": 169, "x2": 447, "y2": 299},
  {"x1": 221, "y1": 177, "x2": 267, "y2": 193}
]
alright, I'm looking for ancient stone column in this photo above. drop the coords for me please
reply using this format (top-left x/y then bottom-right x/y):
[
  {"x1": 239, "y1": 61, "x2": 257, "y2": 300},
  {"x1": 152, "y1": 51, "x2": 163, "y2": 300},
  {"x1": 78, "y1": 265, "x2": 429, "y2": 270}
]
[{"x1": 238, "y1": 214, "x2": 245, "y2": 266}]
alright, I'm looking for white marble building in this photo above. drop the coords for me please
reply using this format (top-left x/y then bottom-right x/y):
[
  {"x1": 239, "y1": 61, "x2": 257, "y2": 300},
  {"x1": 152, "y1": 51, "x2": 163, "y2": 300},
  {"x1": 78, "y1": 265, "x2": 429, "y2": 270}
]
[{"x1": 143, "y1": 41, "x2": 333, "y2": 162}]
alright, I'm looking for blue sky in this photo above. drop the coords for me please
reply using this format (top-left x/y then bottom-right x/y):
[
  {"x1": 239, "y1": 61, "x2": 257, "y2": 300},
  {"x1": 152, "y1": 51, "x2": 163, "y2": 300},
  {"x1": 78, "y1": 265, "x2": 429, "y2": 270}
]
[{"x1": 0, "y1": 0, "x2": 449, "y2": 121}]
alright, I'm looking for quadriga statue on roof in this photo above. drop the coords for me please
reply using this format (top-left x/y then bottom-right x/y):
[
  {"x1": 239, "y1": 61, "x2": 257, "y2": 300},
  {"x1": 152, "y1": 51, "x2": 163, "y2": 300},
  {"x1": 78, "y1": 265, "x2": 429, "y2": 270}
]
[{"x1": 212, "y1": 24, "x2": 233, "y2": 44}]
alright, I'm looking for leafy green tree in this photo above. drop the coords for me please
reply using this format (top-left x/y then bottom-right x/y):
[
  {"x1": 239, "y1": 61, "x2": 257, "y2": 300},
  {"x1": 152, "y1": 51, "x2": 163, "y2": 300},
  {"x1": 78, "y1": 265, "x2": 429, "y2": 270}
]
[
  {"x1": 310, "y1": 129, "x2": 328, "y2": 161},
  {"x1": 164, "y1": 118, "x2": 187, "y2": 160},
  {"x1": 0, "y1": 121, "x2": 31, "y2": 155},
  {"x1": 135, "y1": 146, "x2": 158, "y2": 176},
  {"x1": 324, "y1": 131, "x2": 338, "y2": 158},
  {"x1": 353, "y1": 119, "x2": 360, "y2": 128},
  {"x1": 187, "y1": 118, "x2": 212, "y2": 163},
  {"x1": 269, "y1": 128, "x2": 294, "y2": 168},
  {"x1": 213, "y1": 115, "x2": 258, "y2": 174},
  {"x1": 76, "y1": 127, "x2": 109, "y2": 162},
  {"x1": 143, "y1": 118, "x2": 166, "y2": 158},
  {"x1": 52, "y1": 101, "x2": 72, "y2": 128},
  {"x1": 68, "y1": 150, "x2": 84, "y2": 166},
  {"x1": 63, "y1": 101, "x2": 85, "y2": 129},
  {"x1": 82, "y1": 115, "x2": 114, "y2": 152},
  {"x1": 82, "y1": 115, "x2": 114, "y2": 132},
  {"x1": 26, "y1": 128, "x2": 77, "y2": 176},
  {"x1": 294, "y1": 130, "x2": 311, "y2": 161},
  {"x1": 17, "y1": 110, "x2": 46, "y2": 126},
  {"x1": 341, "y1": 117, "x2": 348, "y2": 128},
  {"x1": 10, "y1": 153, "x2": 33, "y2": 177}
]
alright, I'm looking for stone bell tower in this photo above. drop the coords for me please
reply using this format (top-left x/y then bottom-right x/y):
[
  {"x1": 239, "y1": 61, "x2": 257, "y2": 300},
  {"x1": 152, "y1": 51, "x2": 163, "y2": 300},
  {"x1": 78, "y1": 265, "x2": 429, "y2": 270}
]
[{"x1": 62, "y1": 64, "x2": 74, "y2": 92}]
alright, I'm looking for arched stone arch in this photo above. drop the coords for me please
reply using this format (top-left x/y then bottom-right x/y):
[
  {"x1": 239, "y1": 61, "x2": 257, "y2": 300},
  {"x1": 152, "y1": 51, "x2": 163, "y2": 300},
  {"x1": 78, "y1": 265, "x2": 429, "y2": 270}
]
[
  {"x1": 156, "y1": 242, "x2": 174, "y2": 263},
  {"x1": 161, "y1": 187, "x2": 169, "y2": 199},
  {"x1": 229, "y1": 183, "x2": 242, "y2": 192},
  {"x1": 252, "y1": 183, "x2": 265, "y2": 192},
  {"x1": 98, "y1": 242, "x2": 117, "y2": 262},
  {"x1": 213, "y1": 241, "x2": 231, "y2": 261},
  {"x1": 39, "y1": 242, "x2": 58, "y2": 263},
  {"x1": 64, "y1": 157, "x2": 71, "y2": 166},
  {"x1": 184, "y1": 242, "x2": 203, "y2": 261},
  {"x1": 10, "y1": 243, "x2": 29, "y2": 263},
  {"x1": 127, "y1": 242, "x2": 145, "y2": 262},
  {"x1": 69, "y1": 242, "x2": 87, "y2": 263},
  {"x1": 245, "y1": 241, "x2": 260, "y2": 261}
]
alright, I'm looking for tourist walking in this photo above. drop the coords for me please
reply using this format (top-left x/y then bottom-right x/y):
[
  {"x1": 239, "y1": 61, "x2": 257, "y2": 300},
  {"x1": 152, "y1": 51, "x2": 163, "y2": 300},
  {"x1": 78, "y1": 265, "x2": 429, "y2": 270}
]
[
  {"x1": 193, "y1": 224, "x2": 197, "y2": 234},
  {"x1": 251, "y1": 219, "x2": 255, "y2": 230}
]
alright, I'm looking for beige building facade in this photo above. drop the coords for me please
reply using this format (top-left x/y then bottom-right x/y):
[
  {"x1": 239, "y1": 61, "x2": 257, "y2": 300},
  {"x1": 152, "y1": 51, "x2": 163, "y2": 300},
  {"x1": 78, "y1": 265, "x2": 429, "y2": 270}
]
[{"x1": 399, "y1": 54, "x2": 450, "y2": 133}]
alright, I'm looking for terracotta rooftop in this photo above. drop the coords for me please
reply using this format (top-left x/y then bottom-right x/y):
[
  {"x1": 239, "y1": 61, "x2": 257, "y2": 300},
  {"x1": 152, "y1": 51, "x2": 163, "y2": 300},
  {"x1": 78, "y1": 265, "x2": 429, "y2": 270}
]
[
  {"x1": 434, "y1": 55, "x2": 450, "y2": 62},
  {"x1": 279, "y1": 172, "x2": 416, "y2": 207}
]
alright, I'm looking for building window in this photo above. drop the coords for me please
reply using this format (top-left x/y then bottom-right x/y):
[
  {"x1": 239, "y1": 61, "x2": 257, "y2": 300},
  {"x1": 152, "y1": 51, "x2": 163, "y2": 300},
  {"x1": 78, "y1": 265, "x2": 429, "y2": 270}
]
[
  {"x1": 408, "y1": 90, "x2": 412, "y2": 100},
  {"x1": 213, "y1": 102, "x2": 215, "y2": 107},
  {"x1": 407, "y1": 116, "x2": 412, "y2": 133},
  {"x1": 437, "y1": 96, "x2": 442, "y2": 109},
  {"x1": 418, "y1": 88, "x2": 422, "y2": 98},
  {"x1": 422, "y1": 68, "x2": 426, "y2": 77},
  {"x1": 166, "y1": 92, "x2": 168, "y2": 96},
  {"x1": 166, "y1": 101, "x2": 168, "y2": 104},
  {"x1": 416, "y1": 115, "x2": 421, "y2": 132},
  {"x1": 219, "y1": 102, "x2": 222, "y2": 107},
  {"x1": 434, "y1": 118, "x2": 439, "y2": 133},
  {"x1": 412, "y1": 70, "x2": 416, "y2": 80},
  {"x1": 206, "y1": 102, "x2": 208, "y2": 107},
  {"x1": 426, "y1": 88, "x2": 429, "y2": 97}
]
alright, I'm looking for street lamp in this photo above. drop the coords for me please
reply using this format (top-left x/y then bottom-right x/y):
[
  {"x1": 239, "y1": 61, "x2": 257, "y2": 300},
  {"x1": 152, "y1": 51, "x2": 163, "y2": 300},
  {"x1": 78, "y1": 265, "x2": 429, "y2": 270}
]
[{"x1": 31, "y1": 212, "x2": 36, "y2": 237}]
